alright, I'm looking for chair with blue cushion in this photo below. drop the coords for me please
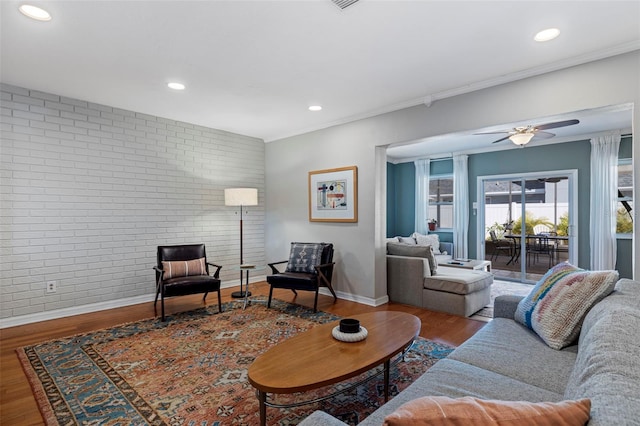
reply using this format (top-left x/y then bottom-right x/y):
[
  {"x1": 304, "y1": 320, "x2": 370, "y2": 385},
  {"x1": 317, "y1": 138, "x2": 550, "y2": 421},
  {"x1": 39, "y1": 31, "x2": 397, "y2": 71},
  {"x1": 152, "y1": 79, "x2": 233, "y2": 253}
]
[{"x1": 266, "y1": 242, "x2": 336, "y2": 312}]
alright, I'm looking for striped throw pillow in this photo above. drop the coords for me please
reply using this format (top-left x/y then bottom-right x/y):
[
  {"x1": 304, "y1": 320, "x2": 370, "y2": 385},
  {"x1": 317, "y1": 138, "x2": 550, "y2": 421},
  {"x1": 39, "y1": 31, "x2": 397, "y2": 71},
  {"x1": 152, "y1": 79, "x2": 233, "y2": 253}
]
[
  {"x1": 515, "y1": 262, "x2": 618, "y2": 350},
  {"x1": 161, "y1": 258, "x2": 206, "y2": 279}
]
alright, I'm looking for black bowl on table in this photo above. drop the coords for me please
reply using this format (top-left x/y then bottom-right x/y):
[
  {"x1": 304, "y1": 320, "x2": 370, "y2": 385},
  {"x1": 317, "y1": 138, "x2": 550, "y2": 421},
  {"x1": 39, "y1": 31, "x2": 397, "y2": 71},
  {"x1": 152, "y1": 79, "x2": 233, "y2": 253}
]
[{"x1": 339, "y1": 318, "x2": 360, "y2": 333}]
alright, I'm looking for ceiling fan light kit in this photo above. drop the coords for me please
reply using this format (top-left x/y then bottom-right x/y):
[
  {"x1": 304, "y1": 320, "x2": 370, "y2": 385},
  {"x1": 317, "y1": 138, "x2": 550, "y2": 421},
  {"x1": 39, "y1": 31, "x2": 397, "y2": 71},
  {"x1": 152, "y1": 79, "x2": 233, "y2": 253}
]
[
  {"x1": 476, "y1": 119, "x2": 580, "y2": 147},
  {"x1": 509, "y1": 132, "x2": 535, "y2": 146}
]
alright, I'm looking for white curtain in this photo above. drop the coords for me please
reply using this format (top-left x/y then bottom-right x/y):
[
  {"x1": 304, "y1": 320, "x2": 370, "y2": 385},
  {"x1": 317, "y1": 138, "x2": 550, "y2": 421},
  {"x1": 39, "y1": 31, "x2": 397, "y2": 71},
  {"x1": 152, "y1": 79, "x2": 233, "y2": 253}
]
[
  {"x1": 453, "y1": 155, "x2": 469, "y2": 259},
  {"x1": 590, "y1": 133, "x2": 621, "y2": 270},
  {"x1": 414, "y1": 158, "x2": 430, "y2": 234}
]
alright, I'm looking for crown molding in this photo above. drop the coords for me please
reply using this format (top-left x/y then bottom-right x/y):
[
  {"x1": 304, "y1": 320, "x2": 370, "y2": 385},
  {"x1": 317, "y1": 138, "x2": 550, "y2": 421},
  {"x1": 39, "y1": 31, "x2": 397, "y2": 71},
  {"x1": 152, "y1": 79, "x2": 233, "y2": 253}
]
[{"x1": 265, "y1": 41, "x2": 640, "y2": 143}]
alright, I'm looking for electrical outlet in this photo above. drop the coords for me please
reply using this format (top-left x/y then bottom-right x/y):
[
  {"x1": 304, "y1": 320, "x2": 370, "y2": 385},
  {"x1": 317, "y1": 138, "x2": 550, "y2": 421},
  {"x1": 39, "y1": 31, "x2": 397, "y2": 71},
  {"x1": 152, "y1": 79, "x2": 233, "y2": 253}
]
[{"x1": 46, "y1": 280, "x2": 57, "y2": 293}]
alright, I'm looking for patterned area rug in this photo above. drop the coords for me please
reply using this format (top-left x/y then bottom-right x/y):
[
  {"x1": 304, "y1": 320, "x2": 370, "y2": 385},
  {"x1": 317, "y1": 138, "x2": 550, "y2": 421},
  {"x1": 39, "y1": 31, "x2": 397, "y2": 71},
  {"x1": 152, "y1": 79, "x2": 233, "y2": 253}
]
[
  {"x1": 471, "y1": 280, "x2": 532, "y2": 322},
  {"x1": 18, "y1": 298, "x2": 454, "y2": 425}
]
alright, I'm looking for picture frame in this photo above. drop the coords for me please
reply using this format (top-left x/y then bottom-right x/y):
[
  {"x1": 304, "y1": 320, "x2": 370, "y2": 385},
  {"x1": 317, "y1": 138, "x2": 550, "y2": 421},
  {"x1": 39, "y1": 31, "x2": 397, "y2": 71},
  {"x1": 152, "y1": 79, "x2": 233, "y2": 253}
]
[{"x1": 308, "y1": 166, "x2": 358, "y2": 222}]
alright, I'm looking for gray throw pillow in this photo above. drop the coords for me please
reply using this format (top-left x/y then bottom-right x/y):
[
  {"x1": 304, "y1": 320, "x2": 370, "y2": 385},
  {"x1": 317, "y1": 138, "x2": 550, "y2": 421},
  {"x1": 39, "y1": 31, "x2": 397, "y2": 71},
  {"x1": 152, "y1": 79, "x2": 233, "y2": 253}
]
[
  {"x1": 387, "y1": 242, "x2": 437, "y2": 274},
  {"x1": 285, "y1": 243, "x2": 324, "y2": 274},
  {"x1": 387, "y1": 241, "x2": 428, "y2": 257}
]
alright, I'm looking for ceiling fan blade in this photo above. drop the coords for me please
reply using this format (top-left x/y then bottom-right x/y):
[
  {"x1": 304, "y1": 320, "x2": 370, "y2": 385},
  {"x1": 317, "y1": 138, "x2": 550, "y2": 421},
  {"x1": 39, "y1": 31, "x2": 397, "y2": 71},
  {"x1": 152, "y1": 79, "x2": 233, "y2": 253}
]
[
  {"x1": 474, "y1": 130, "x2": 511, "y2": 135},
  {"x1": 535, "y1": 119, "x2": 579, "y2": 131},
  {"x1": 491, "y1": 135, "x2": 512, "y2": 144},
  {"x1": 533, "y1": 131, "x2": 555, "y2": 140}
]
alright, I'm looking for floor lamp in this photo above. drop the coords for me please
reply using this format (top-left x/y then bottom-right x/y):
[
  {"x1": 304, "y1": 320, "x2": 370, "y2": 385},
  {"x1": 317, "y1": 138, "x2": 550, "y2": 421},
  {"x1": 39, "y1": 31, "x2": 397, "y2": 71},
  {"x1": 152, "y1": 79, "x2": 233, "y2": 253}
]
[{"x1": 224, "y1": 188, "x2": 258, "y2": 298}]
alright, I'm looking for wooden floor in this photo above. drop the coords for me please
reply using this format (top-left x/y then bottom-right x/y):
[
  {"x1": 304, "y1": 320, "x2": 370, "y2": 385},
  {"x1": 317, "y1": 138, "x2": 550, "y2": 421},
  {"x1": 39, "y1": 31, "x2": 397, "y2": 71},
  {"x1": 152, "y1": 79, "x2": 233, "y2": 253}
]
[{"x1": 0, "y1": 282, "x2": 486, "y2": 426}]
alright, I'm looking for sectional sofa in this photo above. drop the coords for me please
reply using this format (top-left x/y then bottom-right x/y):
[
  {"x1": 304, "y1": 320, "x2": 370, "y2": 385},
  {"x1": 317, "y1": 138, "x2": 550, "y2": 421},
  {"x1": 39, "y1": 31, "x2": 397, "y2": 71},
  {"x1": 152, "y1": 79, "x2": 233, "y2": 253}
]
[
  {"x1": 300, "y1": 277, "x2": 640, "y2": 425},
  {"x1": 386, "y1": 238, "x2": 493, "y2": 317}
]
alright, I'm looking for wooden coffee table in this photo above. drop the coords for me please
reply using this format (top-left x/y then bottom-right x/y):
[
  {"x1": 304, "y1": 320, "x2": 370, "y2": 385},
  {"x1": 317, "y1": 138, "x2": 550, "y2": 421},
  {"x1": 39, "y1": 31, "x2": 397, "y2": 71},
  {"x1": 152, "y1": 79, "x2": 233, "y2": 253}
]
[{"x1": 247, "y1": 311, "x2": 420, "y2": 425}]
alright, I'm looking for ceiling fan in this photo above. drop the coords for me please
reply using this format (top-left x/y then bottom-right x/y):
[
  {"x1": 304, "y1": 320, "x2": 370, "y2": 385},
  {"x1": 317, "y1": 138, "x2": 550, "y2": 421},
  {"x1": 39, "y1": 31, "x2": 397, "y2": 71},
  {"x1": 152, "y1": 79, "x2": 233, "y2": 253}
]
[{"x1": 475, "y1": 119, "x2": 580, "y2": 146}]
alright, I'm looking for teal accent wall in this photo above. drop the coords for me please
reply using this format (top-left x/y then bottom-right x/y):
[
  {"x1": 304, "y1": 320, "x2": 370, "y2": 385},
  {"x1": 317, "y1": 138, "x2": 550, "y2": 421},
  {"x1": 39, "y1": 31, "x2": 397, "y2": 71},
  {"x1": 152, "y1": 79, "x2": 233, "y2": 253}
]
[
  {"x1": 616, "y1": 239, "x2": 633, "y2": 279},
  {"x1": 387, "y1": 163, "x2": 397, "y2": 237},
  {"x1": 468, "y1": 140, "x2": 592, "y2": 268},
  {"x1": 387, "y1": 136, "x2": 633, "y2": 272},
  {"x1": 387, "y1": 159, "x2": 455, "y2": 239},
  {"x1": 387, "y1": 162, "x2": 415, "y2": 237},
  {"x1": 619, "y1": 135, "x2": 633, "y2": 158},
  {"x1": 431, "y1": 159, "x2": 453, "y2": 175}
]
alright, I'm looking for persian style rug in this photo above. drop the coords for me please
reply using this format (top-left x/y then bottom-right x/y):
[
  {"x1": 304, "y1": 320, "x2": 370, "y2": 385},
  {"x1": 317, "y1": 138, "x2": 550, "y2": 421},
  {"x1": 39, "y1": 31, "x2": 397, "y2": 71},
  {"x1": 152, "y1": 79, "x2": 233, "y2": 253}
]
[
  {"x1": 18, "y1": 298, "x2": 454, "y2": 426},
  {"x1": 471, "y1": 280, "x2": 532, "y2": 321}
]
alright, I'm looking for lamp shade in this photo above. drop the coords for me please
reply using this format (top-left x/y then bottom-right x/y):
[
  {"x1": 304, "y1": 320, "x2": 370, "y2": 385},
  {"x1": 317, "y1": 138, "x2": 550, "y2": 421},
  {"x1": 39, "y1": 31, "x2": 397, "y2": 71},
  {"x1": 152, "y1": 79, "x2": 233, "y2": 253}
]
[
  {"x1": 509, "y1": 132, "x2": 535, "y2": 146},
  {"x1": 224, "y1": 188, "x2": 258, "y2": 206}
]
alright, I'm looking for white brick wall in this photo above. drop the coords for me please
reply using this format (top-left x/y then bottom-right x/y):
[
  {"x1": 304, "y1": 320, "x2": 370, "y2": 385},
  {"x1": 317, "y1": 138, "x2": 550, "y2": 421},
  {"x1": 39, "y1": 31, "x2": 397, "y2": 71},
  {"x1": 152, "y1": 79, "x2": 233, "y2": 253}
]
[{"x1": 0, "y1": 84, "x2": 265, "y2": 320}]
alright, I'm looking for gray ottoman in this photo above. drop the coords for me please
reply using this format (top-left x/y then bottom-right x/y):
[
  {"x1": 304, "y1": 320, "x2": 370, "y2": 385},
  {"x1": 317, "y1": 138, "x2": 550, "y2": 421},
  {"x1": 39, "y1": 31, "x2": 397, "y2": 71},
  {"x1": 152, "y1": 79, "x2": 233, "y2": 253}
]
[{"x1": 422, "y1": 268, "x2": 493, "y2": 317}]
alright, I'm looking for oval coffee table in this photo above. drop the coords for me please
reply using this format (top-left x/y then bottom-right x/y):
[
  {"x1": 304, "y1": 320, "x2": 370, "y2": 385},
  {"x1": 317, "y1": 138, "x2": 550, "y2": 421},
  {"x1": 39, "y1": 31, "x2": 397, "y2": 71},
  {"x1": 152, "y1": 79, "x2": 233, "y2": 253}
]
[{"x1": 248, "y1": 311, "x2": 421, "y2": 425}]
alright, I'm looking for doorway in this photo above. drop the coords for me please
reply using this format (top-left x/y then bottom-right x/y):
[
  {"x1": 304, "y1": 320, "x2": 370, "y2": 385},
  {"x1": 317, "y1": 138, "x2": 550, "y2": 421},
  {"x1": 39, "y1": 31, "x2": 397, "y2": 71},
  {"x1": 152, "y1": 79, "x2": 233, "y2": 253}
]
[{"x1": 478, "y1": 170, "x2": 578, "y2": 283}]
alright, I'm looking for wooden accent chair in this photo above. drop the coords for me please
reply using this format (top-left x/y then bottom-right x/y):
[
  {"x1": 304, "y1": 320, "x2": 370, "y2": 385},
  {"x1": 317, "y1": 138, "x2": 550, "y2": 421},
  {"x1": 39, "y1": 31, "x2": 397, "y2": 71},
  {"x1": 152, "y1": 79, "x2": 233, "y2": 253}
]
[
  {"x1": 154, "y1": 244, "x2": 222, "y2": 321},
  {"x1": 266, "y1": 242, "x2": 336, "y2": 312}
]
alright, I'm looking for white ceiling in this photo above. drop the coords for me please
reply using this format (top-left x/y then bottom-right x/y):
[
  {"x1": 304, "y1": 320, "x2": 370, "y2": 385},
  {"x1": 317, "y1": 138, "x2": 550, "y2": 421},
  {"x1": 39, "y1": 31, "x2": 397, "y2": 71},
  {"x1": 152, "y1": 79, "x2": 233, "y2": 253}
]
[
  {"x1": 1, "y1": 1, "x2": 639, "y2": 146},
  {"x1": 386, "y1": 105, "x2": 634, "y2": 162}
]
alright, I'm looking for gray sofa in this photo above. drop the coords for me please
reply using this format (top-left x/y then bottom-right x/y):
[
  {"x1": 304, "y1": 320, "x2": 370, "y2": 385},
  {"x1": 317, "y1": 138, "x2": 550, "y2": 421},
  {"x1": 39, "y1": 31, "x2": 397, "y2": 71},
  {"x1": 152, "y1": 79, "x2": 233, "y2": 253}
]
[
  {"x1": 300, "y1": 278, "x2": 640, "y2": 425},
  {"x1": 387, "y1": 241, "x2": 493, "y2": 317}
]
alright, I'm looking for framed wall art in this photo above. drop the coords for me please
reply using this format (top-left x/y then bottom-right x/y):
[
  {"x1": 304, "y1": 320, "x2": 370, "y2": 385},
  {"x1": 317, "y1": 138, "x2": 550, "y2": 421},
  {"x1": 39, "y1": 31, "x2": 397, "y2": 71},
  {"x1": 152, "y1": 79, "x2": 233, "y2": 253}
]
[{"x1": 308, "y1": 166, "x2": 358, "y2": 222}]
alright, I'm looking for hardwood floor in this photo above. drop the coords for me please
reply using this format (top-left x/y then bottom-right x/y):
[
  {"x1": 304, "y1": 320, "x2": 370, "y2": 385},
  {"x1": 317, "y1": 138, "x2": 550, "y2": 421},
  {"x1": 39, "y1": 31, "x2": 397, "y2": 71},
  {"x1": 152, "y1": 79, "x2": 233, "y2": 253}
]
[{"x1": 0, "y1": 282, "x2": 486, "y2": 425}]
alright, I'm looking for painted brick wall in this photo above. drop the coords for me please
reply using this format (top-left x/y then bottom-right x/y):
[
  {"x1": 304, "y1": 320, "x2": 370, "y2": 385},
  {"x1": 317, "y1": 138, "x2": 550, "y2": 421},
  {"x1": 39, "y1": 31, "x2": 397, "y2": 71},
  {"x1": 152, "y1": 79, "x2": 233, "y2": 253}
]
[{"x1": 0, "y1": 83, "x2": 265, "y2": 320}]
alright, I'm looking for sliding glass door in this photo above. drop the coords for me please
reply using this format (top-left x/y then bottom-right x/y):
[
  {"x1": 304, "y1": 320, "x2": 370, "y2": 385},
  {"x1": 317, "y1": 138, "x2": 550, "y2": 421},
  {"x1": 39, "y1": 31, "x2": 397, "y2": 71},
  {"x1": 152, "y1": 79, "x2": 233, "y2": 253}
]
[{"x1": 479, "y1": 170, "x2": 577, "y2": 283}]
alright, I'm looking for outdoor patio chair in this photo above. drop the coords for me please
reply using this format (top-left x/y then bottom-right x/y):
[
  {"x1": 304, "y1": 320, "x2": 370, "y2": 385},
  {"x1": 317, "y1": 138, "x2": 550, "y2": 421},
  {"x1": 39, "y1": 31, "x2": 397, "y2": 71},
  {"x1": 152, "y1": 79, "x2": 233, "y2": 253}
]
[
  {"x1": 533, "y1": 224, "x2": 552, "y2": 235},
  {"x1": 489, "y1": 230, "x2": 512, "y2": 262},
  {"x1": 527, "y1": 235, "x2": 555, "y2": 269}
]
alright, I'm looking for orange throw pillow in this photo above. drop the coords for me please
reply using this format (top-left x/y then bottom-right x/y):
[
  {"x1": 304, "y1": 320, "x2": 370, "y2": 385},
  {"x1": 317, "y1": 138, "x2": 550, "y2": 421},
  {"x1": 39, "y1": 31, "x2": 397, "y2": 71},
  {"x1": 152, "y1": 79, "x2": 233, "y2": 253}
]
[{"x1": 383, "y1": 396, "x2": 590, "y2": 426}]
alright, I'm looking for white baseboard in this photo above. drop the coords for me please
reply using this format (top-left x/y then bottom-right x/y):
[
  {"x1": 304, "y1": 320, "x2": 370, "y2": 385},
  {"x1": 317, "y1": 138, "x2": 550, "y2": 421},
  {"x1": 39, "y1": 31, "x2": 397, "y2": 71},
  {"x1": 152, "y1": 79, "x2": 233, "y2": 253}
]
[
  {"x1": 0, "y1": 276, "x2": 381, "y2": 329},
  {"x1": 0, "y1": 294, "x2": 156, "y2": 329},
  {"x1": 318, "y1": 288, "x2": 388, "y2": 307},
  {"x1": 0, "y1": 276, "x2": 268, "y2": 329}
]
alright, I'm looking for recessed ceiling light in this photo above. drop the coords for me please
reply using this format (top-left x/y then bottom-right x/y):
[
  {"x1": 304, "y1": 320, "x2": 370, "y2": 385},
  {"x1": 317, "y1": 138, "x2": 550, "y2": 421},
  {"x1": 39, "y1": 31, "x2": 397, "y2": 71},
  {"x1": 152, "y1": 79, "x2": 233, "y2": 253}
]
[
  {"x1": 18, "y1": 4, "x2": 52, "y2": 21},
  {"x1": 167, "y1": 82, "x2": 185, "y2": 90},
  {"x1": 308, "y1": 105, "x2": 322, "y2": 111},
  {"x1": 534, "y1": 28, "x2": 560, "y2": 42}
]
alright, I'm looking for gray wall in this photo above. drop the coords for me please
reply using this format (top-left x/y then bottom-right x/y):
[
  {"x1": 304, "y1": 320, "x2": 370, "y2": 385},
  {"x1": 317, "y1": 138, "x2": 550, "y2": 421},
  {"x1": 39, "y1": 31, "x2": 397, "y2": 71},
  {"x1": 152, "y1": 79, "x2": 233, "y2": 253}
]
[
  {"x1": 265, "y1": 51, "x2": 639, "y2": 304},
  {"x1": 1, "y1": 84, "x2": 265, "y2": 324}
]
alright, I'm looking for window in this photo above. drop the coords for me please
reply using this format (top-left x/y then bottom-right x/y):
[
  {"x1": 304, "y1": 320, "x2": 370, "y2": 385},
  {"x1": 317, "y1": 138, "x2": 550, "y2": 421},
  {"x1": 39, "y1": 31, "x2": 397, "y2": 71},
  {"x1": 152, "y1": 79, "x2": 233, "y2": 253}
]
[
  {"x1": 617, "y1": 160, "x2": 633, "y2": 235},
  {"x1": 428, "y1": 176, "x2": 453, "y2": 228}
]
